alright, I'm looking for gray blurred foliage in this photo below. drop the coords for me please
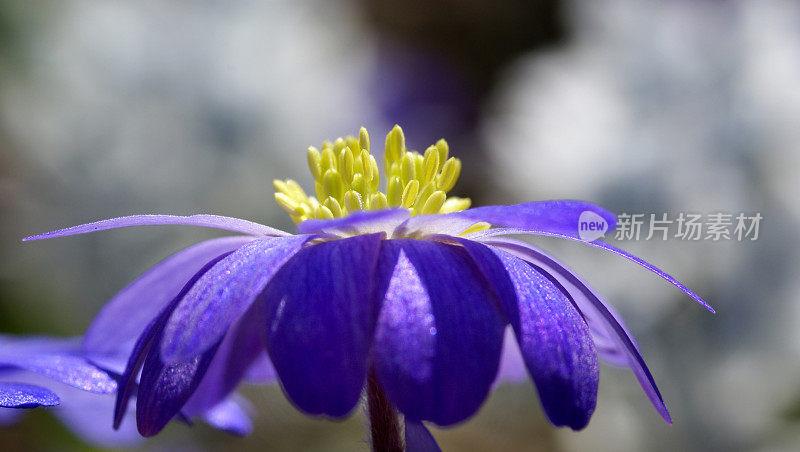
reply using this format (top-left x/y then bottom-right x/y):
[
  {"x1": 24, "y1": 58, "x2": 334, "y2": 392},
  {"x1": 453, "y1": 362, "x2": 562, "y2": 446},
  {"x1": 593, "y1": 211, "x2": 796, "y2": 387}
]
[{"x1": 485, "y1": 1, "x2": 800, "y2": 450}]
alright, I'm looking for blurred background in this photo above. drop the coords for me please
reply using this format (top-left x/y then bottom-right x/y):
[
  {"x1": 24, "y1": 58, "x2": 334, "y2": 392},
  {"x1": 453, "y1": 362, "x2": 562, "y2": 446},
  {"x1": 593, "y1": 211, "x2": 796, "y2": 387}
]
[{"x1": 1, "y1": 0, "x2": 799, "y2": 450}]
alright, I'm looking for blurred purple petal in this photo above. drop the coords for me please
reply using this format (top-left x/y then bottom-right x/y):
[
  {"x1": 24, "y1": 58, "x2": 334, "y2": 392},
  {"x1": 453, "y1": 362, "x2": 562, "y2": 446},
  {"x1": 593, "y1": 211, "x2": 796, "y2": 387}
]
[
  {"x1": 404, "y1": 420, "x2": 441, "y2": 452},
  {"x1": 0, "y1": 354, "x2": 116, "y2": 394},
  {"x1": 23, "y1": 214, "x2": 289, "y2": 241},
  {"x1": 0, "y1": 383, "x2": 60, "y2": 408},
  {"x1": 297, "y1": 209, "x2": 410, "y2": 236},
  {"x1": 161, "y1": 235, "x2": 310, "y2": 364},
  {"x1": 0, "y1": 336, "x2": 82, "y2": 355},
  {"x1": 460, "y1": 240, "x2": 598, "y2": 430},
  {"x1": 493, "y1": 327, "x2": 528, "y2": 385},
  {"x1": 200, "y1": 396, "x2": 253, "y2": 437},
  {"x1": 242, "y1": 351, "x2": 277, "y2": 384},
  {"x1": 83, "y1": 236, "x2": 255, "y2": 356},
  {"x1": 472, "y1": 228, "x2": 714, "y2": 313},
  {"x1": 481, "y1": 237, "x2": 673, "y2": 423},
  {"x1": 259, "y1": 233, "x2": 383, "y2": 417},
  {"x1": 372, "y1": 240, "x2": 504, "y2": 426},
  {"x1": 0, "y1": 368, "x2": 142, "y2": 447},
  {"x1": 400, "y1": 201, "x2": 616, "y2": 239},
  {"x1": 52, "y1": 384, "x2": 142, "y2": 448},
  {"x1": 114, "y1": 252, "x2": 233, "y2": 429},
  {"x1": 182, "y1": 313, "x2": 267, "y2": 416}
]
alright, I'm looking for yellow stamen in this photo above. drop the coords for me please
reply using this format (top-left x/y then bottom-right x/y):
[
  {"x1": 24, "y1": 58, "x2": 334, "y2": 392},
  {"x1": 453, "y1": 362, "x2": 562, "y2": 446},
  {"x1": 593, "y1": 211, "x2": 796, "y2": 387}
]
[
  {"x1": 273, "y1": 125, "x2": 477, "y2": 225},
  {"x1": 460, "y1": 222, "x2": 491, "y2": 235},
  {"x1": 401, "y1": 180, "x2": 419, "y2": 208}
]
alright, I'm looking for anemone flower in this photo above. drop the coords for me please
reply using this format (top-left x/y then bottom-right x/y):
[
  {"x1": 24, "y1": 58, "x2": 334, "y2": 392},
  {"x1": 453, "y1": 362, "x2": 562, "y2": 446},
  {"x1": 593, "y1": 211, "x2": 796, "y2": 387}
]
[
  {"x1": 0, "y1": 335, "x2": 253, "y2": 447},
  {"x1": 23, "y1": 126, "x2": 713, "y2": 451}
]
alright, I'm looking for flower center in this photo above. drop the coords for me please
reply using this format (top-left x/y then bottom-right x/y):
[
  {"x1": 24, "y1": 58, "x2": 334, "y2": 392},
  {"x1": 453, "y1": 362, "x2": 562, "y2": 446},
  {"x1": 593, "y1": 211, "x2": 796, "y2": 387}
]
[{"x1": 273, "y1": 125, "x2": 473, "y2": 224}]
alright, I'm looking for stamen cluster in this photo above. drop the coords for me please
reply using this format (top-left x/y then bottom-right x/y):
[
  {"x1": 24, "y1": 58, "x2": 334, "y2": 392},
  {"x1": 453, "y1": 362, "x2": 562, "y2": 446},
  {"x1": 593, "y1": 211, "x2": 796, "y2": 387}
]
[{"x1": 273, "y1": 125, "x2": 471, "y2": 224}]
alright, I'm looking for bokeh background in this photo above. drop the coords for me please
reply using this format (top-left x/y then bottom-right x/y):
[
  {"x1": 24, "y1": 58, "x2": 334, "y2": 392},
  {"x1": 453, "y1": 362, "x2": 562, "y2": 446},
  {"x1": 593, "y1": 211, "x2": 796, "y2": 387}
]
[{"x1": 1, "y1": 0, "x2": 799, "y2": 450}]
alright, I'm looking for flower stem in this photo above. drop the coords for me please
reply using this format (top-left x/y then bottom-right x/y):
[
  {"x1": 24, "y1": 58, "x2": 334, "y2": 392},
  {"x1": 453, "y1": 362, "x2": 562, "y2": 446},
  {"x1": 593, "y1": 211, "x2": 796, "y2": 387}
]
[{"x1": 367, "y1": 368, "x2": 402, "y2": 452}]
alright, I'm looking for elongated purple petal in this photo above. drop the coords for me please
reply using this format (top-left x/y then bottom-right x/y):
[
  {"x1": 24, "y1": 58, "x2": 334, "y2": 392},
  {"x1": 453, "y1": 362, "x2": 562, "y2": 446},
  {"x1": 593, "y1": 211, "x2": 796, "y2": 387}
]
[
  {"x1": 113, "y1": 252, "x2": 233, "y2": 429},
  {"x1": 404, "y1": 420, "x2": 441, "y2": 452},
  {"x1": 0, "y1": 383, "x2": 60, "y2": 408},
  {"x1": 459, "y1": 239, "x2": 598, "y2": 429},
  {"x1": 297, "y1": 209, "x2": 410, "y2": 236},
  {"x1": 136, "y1": 337, "x2": 220, "y2": 437},
  {"x1": 471, "y1": 228, "x2": 714, "y2": 313},
  {"x1": 181, "y1": 313, "x2": 266, "y2": 416},
  {"x1": 258, "y1": 233, "x2": 384, "y2": 417},
  {"x1": 397, "y1": 201, "x2": 616, "y2": 239},
  {"x1": 200, "y1": 396, "x2": 253, "y2": 437},
  {"x1": 372, "y1": 240, "x2": 504, "y2": 426},
  {"x1": 480, "y1": 237, "x2": 673, "y2": 423},
  {"x1": 0, "y1": 354, "x2": 116, "y2": 394},
  {"x1": 161, "y1": 235, "x2": 310, "y2": 364},
  {"x1": 83, "y1": 236, "x2": 254, "y2": 356},
  {"x1": 23, "y1": 214, "x2": 289, "y2": 241}
]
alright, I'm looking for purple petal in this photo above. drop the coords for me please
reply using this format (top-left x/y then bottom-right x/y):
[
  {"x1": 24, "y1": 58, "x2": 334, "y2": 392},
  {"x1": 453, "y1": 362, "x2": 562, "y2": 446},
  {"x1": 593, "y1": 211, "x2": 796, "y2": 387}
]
[
  {"x1": 371, "y1": 240, "x2": 504, "y2": 426},
  {"x1": 113, "y1": 252, "x2": 233, "y2": 429},
  {"x1": 399, "y1": 201, "x2": 616, "y2": 239},
  {"x1": 0, "y1": 336, "x2": 82, "y2": 355},
  {"x1": 113, "y1": 313, "x2": 165, "y2": 430},
  {"x1": 393, "y1": 214, "x2": 478, "y2": 238},
  {"x1": 258, "y1": 233, "x2": 384, "y2": 417},
  {"x1": 481, "y1": 237, "x2": 673, "y2": 423},
  {"x1": 297, "y1": 209, "x2": 410, "y2": 236},
  {"x1": 0, "y1": 383, "x2": 60, "y2": 408},
  {"x1": 0, "y1": 354, "x2": 117, "y2": 394},
  {"x1": 404, "y1": 420, "x2": 441, "y2": 452},
  {"x1": 0, "y1": 369, "x2": 143, "y2": 447},
  {"x1": 493, "y1": 327, "x2": 528, "y2": 385},
  {"x1": 459, "y1": 239, "x2": 598, "y2": 430},
  {"x1": 242, "y1": 351, "x2": 277, "y2": 384},
  {"x1": 136, "y1": 337, "x2": 220, "y2": 437},
  {"x1": 181, "y1": 313, "x2": 266, "y2": 416},
  {"x1": 83, "y1": 236, "x2": 255, "y2": 356},
  {"x1": 472, "y1": 228, "x2": 714, "y2": 313},
  {"x1": 161, "y1": 235, "x2": 310, "y2": 364},
  {"x1": 50, "y1": 383, "x2": 142, "y2": 448},
  {"x1": 23, "y1": 214, "x2": 289, "y2": 241},
  {"x1": 200, "y1": 396, "x2": 253, "y2": 437},
  {"x1": 478, "y1": 238, "x2": 639, "y2": 365}
]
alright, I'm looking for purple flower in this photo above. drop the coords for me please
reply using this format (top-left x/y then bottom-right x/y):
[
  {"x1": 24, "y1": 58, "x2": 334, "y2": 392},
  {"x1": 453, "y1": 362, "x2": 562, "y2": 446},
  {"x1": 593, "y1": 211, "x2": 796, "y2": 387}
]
[
  {"x1": 23, "y1": 126, "x2": 712, "y2": 449},
  {"x1": 0, "y1": 335, "x2": 254, "y2": 447}
]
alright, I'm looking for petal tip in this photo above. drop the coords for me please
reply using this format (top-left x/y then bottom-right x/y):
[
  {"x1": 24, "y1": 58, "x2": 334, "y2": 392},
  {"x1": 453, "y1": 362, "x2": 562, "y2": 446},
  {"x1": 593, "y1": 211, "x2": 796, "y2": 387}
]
[{"x1": 661, "y1": 405, "x2": 673, "y2": 425}]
